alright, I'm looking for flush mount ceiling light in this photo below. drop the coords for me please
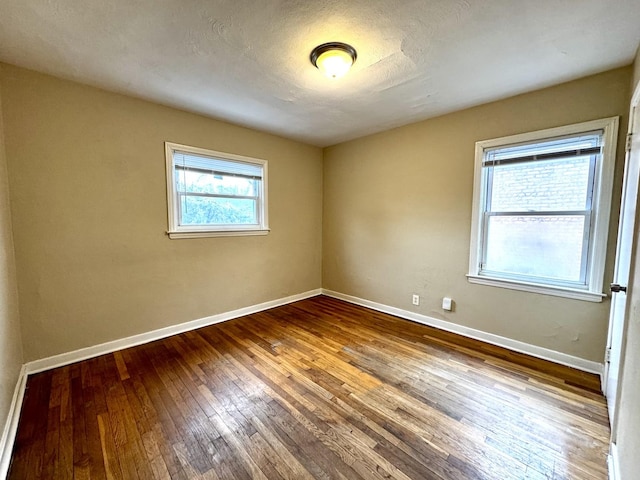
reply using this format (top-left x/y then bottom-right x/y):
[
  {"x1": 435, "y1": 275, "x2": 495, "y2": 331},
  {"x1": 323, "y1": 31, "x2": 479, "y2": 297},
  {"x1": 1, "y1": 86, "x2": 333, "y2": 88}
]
[{"x1": 310, "y1": 42, "x2": 357, "y2": 79}]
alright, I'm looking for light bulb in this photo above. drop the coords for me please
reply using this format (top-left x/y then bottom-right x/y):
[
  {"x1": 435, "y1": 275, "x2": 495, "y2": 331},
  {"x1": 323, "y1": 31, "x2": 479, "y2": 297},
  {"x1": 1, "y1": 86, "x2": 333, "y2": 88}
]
[{"x1": 316, "y1": 49, "x2": 354, "y2": 79}]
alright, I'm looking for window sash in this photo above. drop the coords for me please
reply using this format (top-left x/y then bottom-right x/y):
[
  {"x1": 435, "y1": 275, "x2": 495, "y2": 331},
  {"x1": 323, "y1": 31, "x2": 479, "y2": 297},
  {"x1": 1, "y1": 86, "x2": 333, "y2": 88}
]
[
  {"x1": 174, "y1": 177, "x2": 263, "y2": 228},
  {"x1": 177, "y1": 193, "x2": 260, "y2": 227},
  {"x1": 478, "y1": 139, "x2": 600, "y2": 289},
  {"x1": 483, "y1": 151, "x2": 598, "y2": 213},
  {"x1": 479, "y1": 210, "x2": 593, "y2": 286}
]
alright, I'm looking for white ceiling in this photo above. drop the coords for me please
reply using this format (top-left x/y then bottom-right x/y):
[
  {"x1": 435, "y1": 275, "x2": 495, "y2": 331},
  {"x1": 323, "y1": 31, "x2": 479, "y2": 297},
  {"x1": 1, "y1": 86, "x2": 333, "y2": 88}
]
[{"x1": 0, "y1": 1, "x2": 639, "y2": 147}]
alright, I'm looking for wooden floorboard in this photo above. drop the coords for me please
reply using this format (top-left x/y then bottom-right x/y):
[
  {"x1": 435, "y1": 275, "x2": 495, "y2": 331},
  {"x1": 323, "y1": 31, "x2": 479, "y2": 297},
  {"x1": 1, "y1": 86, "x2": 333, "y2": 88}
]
[{"x1": 8, "y1": 295, "x2": 610, "y2": 479}]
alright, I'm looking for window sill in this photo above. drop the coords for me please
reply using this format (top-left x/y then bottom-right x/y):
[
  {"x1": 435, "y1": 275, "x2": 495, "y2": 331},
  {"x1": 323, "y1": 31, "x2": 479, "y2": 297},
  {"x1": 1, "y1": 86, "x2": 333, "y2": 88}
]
[
  {"x1": 466, "y1": 274, "x2": 606, "y2": 302},
  {"x1": 167, "y1": 229, "x2": 270, "y2": 239}
]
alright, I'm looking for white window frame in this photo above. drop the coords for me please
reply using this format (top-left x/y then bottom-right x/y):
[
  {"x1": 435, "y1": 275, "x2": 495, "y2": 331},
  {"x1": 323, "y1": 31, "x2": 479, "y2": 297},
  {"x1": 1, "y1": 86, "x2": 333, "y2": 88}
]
[
  {"x1": 467, "y1": 117, "x2": 619, "y2": 302},
  {"x1": 165, "y1": 142, "x2": 269, "y2": 239}
]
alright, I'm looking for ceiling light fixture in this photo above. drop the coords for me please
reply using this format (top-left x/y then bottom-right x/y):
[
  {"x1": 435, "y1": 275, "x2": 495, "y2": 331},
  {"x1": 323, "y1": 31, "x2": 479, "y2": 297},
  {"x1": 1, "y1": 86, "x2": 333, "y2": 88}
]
[{"x1": 310, "y1": 42, "x2": 357, "y2": 79}]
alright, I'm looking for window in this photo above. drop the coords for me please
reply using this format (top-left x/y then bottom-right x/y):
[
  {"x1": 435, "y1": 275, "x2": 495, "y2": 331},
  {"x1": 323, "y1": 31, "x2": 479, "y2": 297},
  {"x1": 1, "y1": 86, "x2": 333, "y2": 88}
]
[
  {"x1": 165, "y1": 142, "x2": 268, "y2": 239},
  {"x1": 468, "y1": 117, "x2": 619, "y2": 302}
]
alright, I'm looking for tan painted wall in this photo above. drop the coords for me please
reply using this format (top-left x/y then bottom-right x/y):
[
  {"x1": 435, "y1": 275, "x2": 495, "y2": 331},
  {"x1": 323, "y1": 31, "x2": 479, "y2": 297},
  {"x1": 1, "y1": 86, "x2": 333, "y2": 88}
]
[
  {"x1": 0, "y1": 69, "x2": 23, "y2": 444},
  {"x1": 0, "y1": 64, "x2": 323, "y2": 362},
  {"x1": 615, "y1": 45, "x2": 640, "y2": 480},
  {"x1": 323, "y1": 67, "x2": 631, "y2": 362}
]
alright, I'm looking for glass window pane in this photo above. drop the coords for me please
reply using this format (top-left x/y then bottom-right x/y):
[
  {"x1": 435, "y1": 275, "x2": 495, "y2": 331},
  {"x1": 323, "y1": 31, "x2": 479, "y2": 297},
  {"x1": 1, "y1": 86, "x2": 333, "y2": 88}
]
[
  {"x1": 484, "y1": 215, "x2": 586, "y2": 283},
  {"x1": 180, "y1": 196, "x2": 257, "y2": 225},
  {"x1": 489, "y1": 156, "x2": 592, "y2": 212},
  {"x1": 176, "y1": 169, "x2": 258, "y2": 196}
]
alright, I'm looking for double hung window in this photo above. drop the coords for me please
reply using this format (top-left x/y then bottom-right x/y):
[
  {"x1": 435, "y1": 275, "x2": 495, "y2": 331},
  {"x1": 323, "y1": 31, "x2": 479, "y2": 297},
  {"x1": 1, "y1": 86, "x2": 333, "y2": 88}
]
[
  {"x1": 165, "y1": 142, "x2": 268, "y2": 238},
  {"x1": 468, "y1": 118, "x2": 618, "y2": 301}
]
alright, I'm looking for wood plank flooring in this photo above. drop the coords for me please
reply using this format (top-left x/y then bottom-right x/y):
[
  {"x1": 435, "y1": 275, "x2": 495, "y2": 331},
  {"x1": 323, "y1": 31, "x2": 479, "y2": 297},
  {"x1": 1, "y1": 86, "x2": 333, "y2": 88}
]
[{"x1": 8, "y1": 295, "x2": 610, "y2": 479}]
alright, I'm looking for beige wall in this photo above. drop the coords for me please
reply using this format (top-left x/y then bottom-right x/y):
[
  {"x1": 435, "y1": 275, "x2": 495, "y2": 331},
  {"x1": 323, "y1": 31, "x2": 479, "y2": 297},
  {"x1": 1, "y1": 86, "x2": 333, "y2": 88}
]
[
  {"x1": 0, "y1": 64, "x2": 323, "y2": 362},
  {"x1": 615, "y1": 44, "x2": 640, "y2": 480},
  {"x1": 323, "y1": 67, "x2": 631, "y2": 362},
  {"x1": 0, "y1": 69, "x2": 23, "y2": 447}
]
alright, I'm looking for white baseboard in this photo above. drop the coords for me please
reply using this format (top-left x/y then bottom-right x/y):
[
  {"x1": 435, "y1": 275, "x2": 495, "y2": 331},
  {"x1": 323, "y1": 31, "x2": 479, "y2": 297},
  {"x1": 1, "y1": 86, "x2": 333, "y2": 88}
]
[
  {"x1": 608, "y1": 442, "x2": 621, "y2": 480},
  {"x1": 25, "y1": 289, "x2": 322, "y2": 375},
  {"x1": 322, "y1": 289, "x2": 603, "y2": 376},
  {"x1": 0, "y1": 365, "x2": 27, "y2": 480}
]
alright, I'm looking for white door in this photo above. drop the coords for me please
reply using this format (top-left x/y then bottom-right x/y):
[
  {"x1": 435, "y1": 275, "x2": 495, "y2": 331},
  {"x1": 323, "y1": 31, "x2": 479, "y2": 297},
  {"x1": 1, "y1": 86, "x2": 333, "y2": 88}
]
[{"x1": 604, "y1": 92, "x2": 640, "y2": 427}]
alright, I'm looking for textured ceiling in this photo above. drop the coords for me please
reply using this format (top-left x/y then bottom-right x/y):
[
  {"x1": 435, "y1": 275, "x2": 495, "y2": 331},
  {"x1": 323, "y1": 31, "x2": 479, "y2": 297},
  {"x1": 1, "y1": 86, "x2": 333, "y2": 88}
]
[{"x1": 0, "y1": 0, "x2": 639, "y2": 147}]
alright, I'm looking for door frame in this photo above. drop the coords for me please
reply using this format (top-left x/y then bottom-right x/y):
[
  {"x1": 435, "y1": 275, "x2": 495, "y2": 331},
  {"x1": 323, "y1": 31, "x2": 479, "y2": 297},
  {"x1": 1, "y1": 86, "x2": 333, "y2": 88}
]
[{"x1": 604, "y1": 80, "x2": 640, "y2": 437}]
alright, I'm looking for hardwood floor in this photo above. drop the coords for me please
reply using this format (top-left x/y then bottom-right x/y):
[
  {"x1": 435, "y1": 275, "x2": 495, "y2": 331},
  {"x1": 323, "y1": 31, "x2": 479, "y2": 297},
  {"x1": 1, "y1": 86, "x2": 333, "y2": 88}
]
[{"x1": 8, "y1": 296, "x2": 610, "y2": 479}]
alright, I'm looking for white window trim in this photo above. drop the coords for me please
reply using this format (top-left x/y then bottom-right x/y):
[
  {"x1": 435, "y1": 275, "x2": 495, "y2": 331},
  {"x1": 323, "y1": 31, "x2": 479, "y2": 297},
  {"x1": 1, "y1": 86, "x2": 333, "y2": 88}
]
[
  {"x1": 467, "y1": 117, "x2": 619, "y2": 302},
  {"x1": 165, "y1": 142, "x2": 269, "y2": 239}
]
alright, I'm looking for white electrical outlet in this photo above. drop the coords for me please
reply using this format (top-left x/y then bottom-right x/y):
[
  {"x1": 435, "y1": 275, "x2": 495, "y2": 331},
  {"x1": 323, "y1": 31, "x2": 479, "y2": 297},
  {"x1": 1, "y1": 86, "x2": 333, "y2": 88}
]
[{"x1": 412, "y1": 294, "x2": 420, "y2": 306}]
